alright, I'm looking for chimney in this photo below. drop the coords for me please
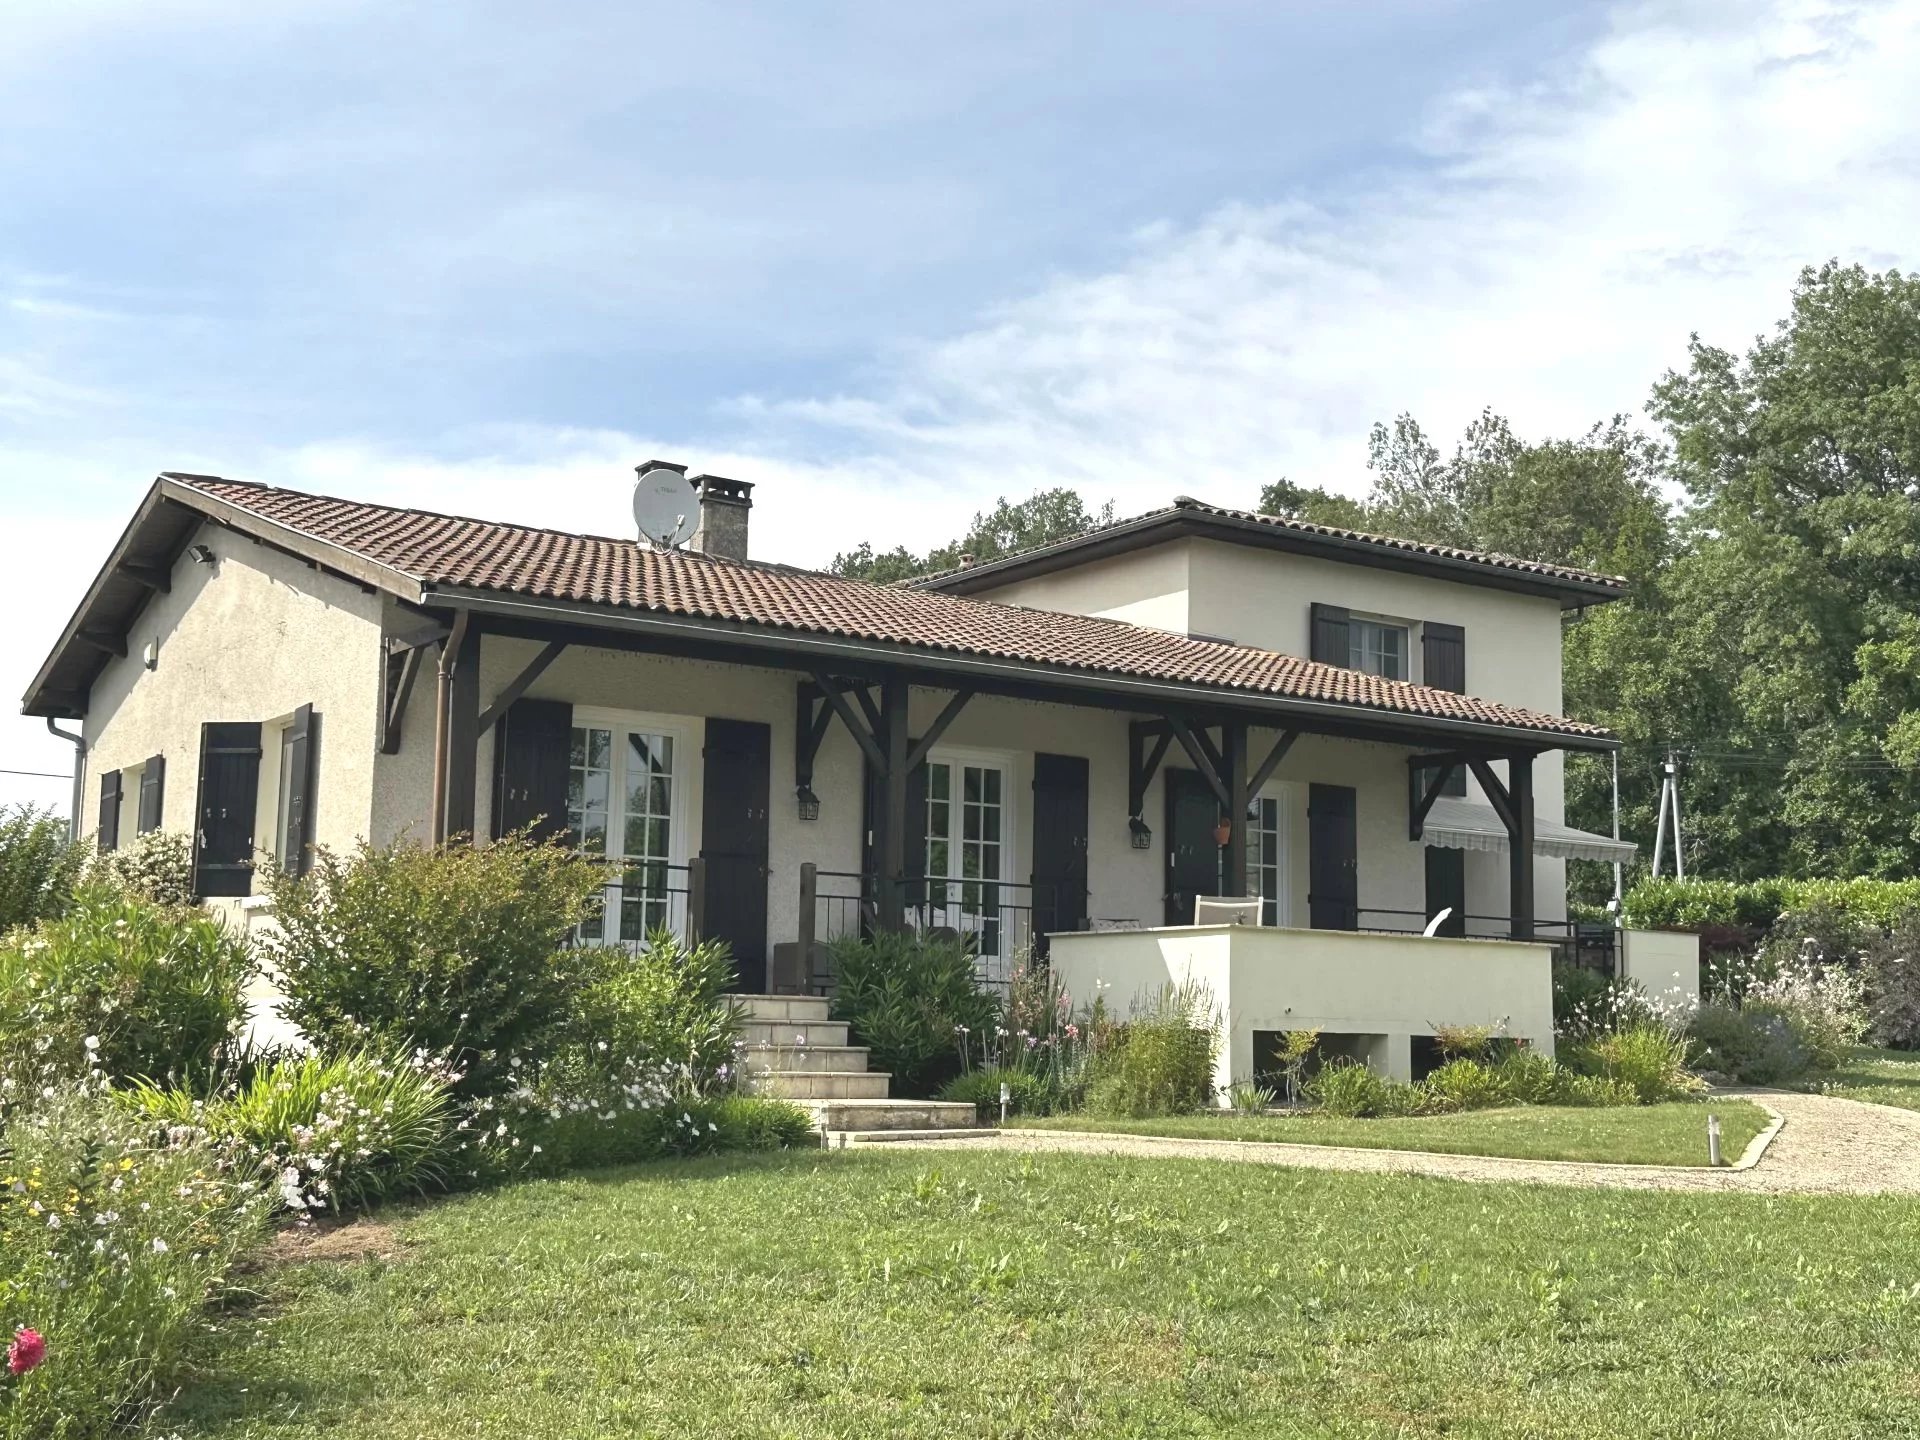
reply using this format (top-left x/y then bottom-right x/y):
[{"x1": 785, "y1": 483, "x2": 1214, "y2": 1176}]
[{"x1": 687, "y1": 473, "x2": 754, "y2": 561}]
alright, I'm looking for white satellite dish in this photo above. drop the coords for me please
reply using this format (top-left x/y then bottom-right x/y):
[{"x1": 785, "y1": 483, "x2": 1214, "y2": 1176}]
[{"x1": 632, "y1": 465, "x2": 697, "y2": 549}]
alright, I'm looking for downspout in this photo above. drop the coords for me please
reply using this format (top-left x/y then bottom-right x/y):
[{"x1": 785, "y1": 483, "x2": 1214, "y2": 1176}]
[
  {"x1": 429, "y1": 610, "x2": 471, "y2": 847},
  {"x1": 46, "y1": 717, "x2": 85, "y2": 845}
]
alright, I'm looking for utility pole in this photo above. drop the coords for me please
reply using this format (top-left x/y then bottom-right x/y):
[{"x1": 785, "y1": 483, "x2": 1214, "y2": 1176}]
[{"x1": 1650, "y1": 751, "x2": 1684, "y2": 878}]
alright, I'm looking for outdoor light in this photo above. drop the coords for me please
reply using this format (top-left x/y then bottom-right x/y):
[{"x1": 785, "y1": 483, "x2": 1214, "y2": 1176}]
[
  {"x1": 796, "y1": 786, "x2": 820, "y2": 822},
  {"x1": 1128, "y1": 816, "x2": 1152, "y2": 850}
]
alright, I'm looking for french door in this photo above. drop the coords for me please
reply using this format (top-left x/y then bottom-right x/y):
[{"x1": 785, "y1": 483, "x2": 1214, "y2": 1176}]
[
  {"x1": 567, "y1": 716, "x2": 685, "y2": 944},
  {"x1": 922, "y1": 753, "x2": 1014, "y2": 961}
]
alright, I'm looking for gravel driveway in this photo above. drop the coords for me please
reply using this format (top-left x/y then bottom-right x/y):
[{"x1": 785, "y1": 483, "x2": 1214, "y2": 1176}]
[{"x1": 851, "y1": 1091, "x2": 1920, "y2": 1194}]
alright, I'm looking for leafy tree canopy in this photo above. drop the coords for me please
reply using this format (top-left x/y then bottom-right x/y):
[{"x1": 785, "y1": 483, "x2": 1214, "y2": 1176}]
[{"x1": 830, "y1": 488, "x2": 1114, "y2": 584}]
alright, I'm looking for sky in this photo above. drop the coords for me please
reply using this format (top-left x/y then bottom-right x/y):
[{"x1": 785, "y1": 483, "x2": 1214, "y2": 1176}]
[{"x1": 4, "y1": 0, "x2": 1919, "y2": 811}]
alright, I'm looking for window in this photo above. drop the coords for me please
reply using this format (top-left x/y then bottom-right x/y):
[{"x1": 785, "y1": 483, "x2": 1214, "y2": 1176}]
[
  {"x1": 923, "y1": 753, "x2": 1011, "y2": 960},
  {"x1": 273, "y1": 728, "x2": 299, "y2": 871},
  {"x1": 1239, "y1": 789, "x2": 1291, "y2": 926},
  {"x1": 568, "y1": 720, "x2": 681, "y2": 943},
  {"x1": 1349, "y1": 618, "x2": 1409, "y2": 679}
]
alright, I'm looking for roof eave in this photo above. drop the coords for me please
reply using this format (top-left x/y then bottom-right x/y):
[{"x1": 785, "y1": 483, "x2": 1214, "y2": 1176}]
[
  {"x1": 916, "y1": 508, "x2": 1629, "y2": 608},
  {"x1": 422, "y1": 583, "x2": 1619, "y2": 755}
]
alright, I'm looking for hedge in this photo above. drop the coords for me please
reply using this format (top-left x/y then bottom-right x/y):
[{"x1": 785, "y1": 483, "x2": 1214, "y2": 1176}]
[{"x1": 1622, "y1": 876, "x2": 1920, "y2": 933}]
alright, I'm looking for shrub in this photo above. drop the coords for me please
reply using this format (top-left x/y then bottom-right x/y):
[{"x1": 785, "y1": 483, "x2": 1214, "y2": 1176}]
[
  {"x1": 1743, "y1": 952, "x2": 1866, "y2": 1072},
  {"x1": 1491, "y1": 1048, "x2": 1577, "y2": 1106},
  {"x1": 89, "y1": 830, "x2": 195, "y2": 908},
  {"x1": 1688, "y1": 1001, "x2": 1807, "y2": 1085},
  {"x1": 1429, "y1": 1025, "x2": 1497, "y2": 1061},
  {"x1": 1860, "y1": 909, "x2": 1920, "y2": 1049},
  {"x1": 0, "y1": 805, "x2": 87, "y2": 935},
  {"x1": 1623, "y1": 875, "x2": 1920, "y2": 934},
  {"x1": 512, "y1": 1093, "x2": 815, "y2": 1174},
  {"x1": 1424, "y1": 1057, "x2": 1511, "y2": 1111},
  {"x1": 124, "y1": 1046, "x2": 457, "y2": 1215},
  {"x1": 261, "y1": 834, "x2": 608, "y2": 1098},
  {"x1": 0, "y1": 1091, "x2": 270, "y2": 1439},
  {"x1": 1573, "y1": 1021, "x2": 1702, "y2": 1103},
  {"x1": 561, "y1": 932, "x2": 743, "y2": 1093},
  {"x1": 1304, "y1": 1059, "x2": 1429, "y2": 1118},
  {"x1": 1083, "y1": 984, "x2": 1218, "y2": 1119},
  {"x1": 1225, "y1": 1079, "x2": 1279, "y2": 1115},
  {"x1": 828, "y1": 930, "x2": 997, "y2": 1097},
  {"x1": 940, "y1": 1066, "x2": 1056, "y2": 1122},
  {"x1": 0, "y1": 887, "x2": 253, "y2": 1095}
]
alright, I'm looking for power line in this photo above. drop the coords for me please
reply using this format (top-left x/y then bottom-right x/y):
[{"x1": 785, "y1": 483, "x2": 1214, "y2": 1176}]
[{"x1": 0, "y1": 768, "x2": 70, "y2": 779}]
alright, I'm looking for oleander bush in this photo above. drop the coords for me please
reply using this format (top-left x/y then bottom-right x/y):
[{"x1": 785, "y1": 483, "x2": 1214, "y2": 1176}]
[
  {"x1": 0, "y1": 887, "x2": 253, "y2": 1097},
  {"x1": 0, "y1": 805, "x2": 87, "y2": 936},
  {"x1": 0, "y1": 1090, "x2": 271, "y2": 1440},
  {"x1": 1305, "y1": 1059, "x2": 1428, "y2": 1118},
  {"x1": 89, "y1": 830, "x2": 195, "y2": 908},
  {"x1": 261, "y1": 833, "x2": 608, "y2": 1098},
  {"x1": 940, "y1": 1065, "x2": 1057, "y2": 1122},
  {"x1": 828, "y1": 930, "x2": 997, "y2": 1097},
  {"x1": 560, "y1": 932, "x2": 744, "y2": 1095}
]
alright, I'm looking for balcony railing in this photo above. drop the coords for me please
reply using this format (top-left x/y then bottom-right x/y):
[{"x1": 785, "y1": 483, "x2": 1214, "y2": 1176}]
[{"x1": 1353, "y1": 906, "x2": 1618, "y2": 976}]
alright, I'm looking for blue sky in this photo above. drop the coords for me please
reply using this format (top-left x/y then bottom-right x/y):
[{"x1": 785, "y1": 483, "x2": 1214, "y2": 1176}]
[{"x1": 5, "y1": 0, "x2": 1919, "y2": 807}]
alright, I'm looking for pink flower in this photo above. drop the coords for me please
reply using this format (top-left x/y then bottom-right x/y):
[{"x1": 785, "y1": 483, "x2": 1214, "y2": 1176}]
[{"x1": 7, "y1": 1328, "x2": 46, "y2": 1376}]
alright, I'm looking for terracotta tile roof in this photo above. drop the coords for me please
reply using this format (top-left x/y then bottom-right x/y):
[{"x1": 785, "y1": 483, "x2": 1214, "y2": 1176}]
[
  {"x1": 169, "y1": 475, "x2": 1610, "y2": 742},
  {"x1": 915, "y1": 495, "x2": 1630, "y2": 594}
]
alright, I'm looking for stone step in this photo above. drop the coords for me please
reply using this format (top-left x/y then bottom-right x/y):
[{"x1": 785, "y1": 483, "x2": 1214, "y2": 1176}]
[
  {"x1": 755, "y1": 1070, "x2": 893, "y2": 1101},
  {"x1": 740, "y1": 1018, "x2": 851, "y2": 1049},
  {"x1": 732, "y1": 993, "x2": 833, "y2": 1024},
  {"x1": 742, "y1": 1044, "x2": 870, "y2": 1075},
  {"x1": 803, "y1": 1098, "x2": 979, "y2": 1132}
]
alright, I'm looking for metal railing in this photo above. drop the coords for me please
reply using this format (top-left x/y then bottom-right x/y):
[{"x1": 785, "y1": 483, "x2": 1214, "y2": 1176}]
[
  {"x1": 1351, "y1": 906, "x2": 1618, "y2": 975},
  {"x1": 576, "y1": 859, "x2": 703, "y2": 947}
]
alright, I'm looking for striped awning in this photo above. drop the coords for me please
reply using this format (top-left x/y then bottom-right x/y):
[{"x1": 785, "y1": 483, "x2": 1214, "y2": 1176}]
[{"x1": 1422, "y1": 796, "x2": 1637, "y2": 865}]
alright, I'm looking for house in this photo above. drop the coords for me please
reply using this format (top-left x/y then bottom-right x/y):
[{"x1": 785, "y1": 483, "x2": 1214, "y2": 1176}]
[{"x1": 22, "y1": 467, "x2": 1689, "y2": 1096}]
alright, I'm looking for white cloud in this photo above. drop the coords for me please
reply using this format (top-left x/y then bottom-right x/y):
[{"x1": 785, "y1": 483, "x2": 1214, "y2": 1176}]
[{"x1": 6, "y1": 0, "x2": 1920, "y2": 805}]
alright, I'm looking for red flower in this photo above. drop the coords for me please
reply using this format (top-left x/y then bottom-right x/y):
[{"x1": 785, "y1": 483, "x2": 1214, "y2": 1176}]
[{"x1": 7, "y1": 1327, "x2": 46, "y2": 1376}]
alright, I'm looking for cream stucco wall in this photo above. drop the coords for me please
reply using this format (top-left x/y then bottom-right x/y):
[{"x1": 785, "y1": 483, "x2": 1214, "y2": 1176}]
[
  {"x1": 968, "y1": 543, "x2": 1193, "y2": 635},
  {"x1": 77, "y1": 523, "x2": 385, "y2": 879},
  {"x1": 1050, "y1": 924, "x2": 1556, "y2": 1097}
]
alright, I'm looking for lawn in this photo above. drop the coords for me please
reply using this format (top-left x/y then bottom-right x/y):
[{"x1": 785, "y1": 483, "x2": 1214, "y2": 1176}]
[
  {"x1": 1010, "y1": 1100, "x2": 1770, "y2": 1166},
  {"x1": 156, "y1": 1149, "x2": 1920, "y2": 1439},
  {"x1": 1823, "y1": 1047, "x2": 1920, "y2": 1112}
]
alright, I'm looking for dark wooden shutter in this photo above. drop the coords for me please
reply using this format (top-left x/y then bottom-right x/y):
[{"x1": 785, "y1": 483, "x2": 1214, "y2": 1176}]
[
  {"x1": 862, "y1": 740, "x2": 929, "y2": 911},
  {"x1": 193, "y1": 722, "x2": 262, "y2": 898},
  {"x1": 137, "y1": 755, "x2": 165, "y2": 834},
  {"x1": 492, "y1": 698, "x2": 573, "y2": 841},
  {"x1": 1031, "y1": 753, "x2": 1090, "y2": 941},
  {"x1": 1421, "y1": 622, "x2": 1468, "y2": 795},
  {"x1": 1308, "y1": 783, "x2": 1358, "y2": 930},
  {"x1": 1425, "y1": 846, "x2": 1466, "y2": 937},
  {"x1": 700, "y1": 718, "x2": 772, "y2": 992},
  {"x1": 97, "y1": 770, "x2": 122, "y2": 852},
  {"x1": 283, "y1": 705, "x2": 319, "y2": 876},
  {"x1": 1309, "y1": 603, "x2": 1351, "y2": 666}
]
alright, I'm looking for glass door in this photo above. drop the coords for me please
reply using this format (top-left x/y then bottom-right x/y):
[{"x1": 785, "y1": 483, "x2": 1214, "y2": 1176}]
[
  {"x1": 923, "y1": 757, "x2": 1008, "y2": 961},
  {"x1": 567, "y1": 722, "x2": 680, "y2": 944}
]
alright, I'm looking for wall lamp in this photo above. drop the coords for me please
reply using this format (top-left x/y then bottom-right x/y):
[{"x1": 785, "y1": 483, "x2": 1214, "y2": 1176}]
[
  {"x1": 796, "y1": 786, "x2": 821, "y2": 823},
  {"x1": 1128, "y1": 816, "x2": 1152, "y2": 850}
]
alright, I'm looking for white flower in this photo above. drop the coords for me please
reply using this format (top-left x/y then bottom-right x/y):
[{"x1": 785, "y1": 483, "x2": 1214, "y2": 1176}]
[
  {"x1": 83, "y1": 1035, "x2": 101, "y2": 1052},
  {"x1": 151, "y1": 1237, "x2": 169, "y2": 1253}
]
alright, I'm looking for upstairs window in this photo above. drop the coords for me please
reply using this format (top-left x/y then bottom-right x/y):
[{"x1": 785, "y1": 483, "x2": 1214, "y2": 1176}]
[{"x1": 1348, "y1": 618, "x2": 1409, "y2": 680}]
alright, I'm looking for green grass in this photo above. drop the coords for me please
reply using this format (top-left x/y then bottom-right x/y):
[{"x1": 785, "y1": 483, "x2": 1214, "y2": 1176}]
[
  {"x1": 1822, "y1": 1047, "x2": 1920, "y2": 1111},
  {"x1": 1009, "y1": 1100, "x2": 1770, "y2": 1166},
  {"x1": 155, "y1": 1149, "x2": 1920, "y2": 1439}
]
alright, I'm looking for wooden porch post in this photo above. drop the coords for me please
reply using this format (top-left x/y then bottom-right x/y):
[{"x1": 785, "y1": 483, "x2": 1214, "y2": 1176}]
[
  {"x1": 877, "y1": 674, "x2": 911, "y2": 930},
  {"x1": 437, "y1": 616, "x2": 481, "y2": 844},
  {"x1": 1222, "y1": 721, "x2": 1249, "y2": 897},
  {"x1": 1508, "y1": 753, "x2": 1535, "y2": 941}
]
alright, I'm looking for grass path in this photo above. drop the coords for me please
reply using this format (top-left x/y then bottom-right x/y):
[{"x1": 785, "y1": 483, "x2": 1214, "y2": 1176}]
[
  {"x1": 1008, "y1": 1100, "x2": 1768, "y2": 1166},
  {"x1": 1823, "y1": 1047, "x2": 1920, "y2": 1111},
  {"x1": 154, "y1": 1149, "x2": 1920, "y2": 1439}
]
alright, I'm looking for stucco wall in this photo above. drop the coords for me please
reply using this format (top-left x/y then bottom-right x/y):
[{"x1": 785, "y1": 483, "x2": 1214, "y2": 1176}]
[
  {"x1": 968, "y1": 541, "x2": 1193, "y2": 634},
  {"x1": 1621, "y1": 928, "x2": 1701, "y2": 1012},
  {"x1": 1050, "y1": 924, "x2": 1556, "y2": 1096},
  {"x1": 78, "y1": 523, "x2": 385, "y2": 874}
]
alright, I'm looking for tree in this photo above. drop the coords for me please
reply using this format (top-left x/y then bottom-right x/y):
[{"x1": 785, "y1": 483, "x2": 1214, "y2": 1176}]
[
  {"x1": 829, "y1": 488, "x2": 1115, "y2": 583},
  {"x1": 1256, "y1": 477, "x2": 1372, "y2": 530}
]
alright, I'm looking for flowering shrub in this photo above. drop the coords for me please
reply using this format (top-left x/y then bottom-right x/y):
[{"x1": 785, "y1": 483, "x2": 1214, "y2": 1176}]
[
  {"x1": 939, "y1": 1065, "x2": 1056, "y2": 1121},
  {"x1": 1860, "y1": 910, "x2": 1920, "y2": 1049},
  {"x1": 1083, "y1": 984, "x2": 1218, "y2": 1119},
  {"x1": 560, "y1": 932, "x2": 743, "y2": 1095},
  {"x1": 1569, "y1": 1021, "x2": 1703, "y2": 1104},
  {"x1": 124, "y1": 1047, "x2": 457, "y2": 1215},
  {"x1": 88, "y1": 830, "x2": 195, "y2": 908},
  {"x1": 1687, "y1": 944, "x2": 1867, "y2": 1084},
  {"x1": 0, "y1": 805, "x2": 87, "y2": 935},
  {"x1": 828, "y1": 930, "x2": 997, "y2": 1096},
  {"x1": 0, "y1": 887, "x2": 253, "y2": 1098},
  {"x1": 1305, "y1": 1060, "x2": 1427, "y2": 1118},
  {"x1": 261, "y1": 833, "x2": 608, "y2": 1098},
  {"x1": 0, "y1": 1090, "x2": 269, "y2": 1439},
  {"x1": 949, "y1": 956, "x2": 1099, "y2": 1112},
  {"x1": 509, "y1": 1090, "x2": 815, "y2": 1173}
]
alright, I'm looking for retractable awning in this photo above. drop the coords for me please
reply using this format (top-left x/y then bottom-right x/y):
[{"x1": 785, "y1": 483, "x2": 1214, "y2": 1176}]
[{"x1": 1421, "y1": 796, "x2": 1636, "y2": 864}]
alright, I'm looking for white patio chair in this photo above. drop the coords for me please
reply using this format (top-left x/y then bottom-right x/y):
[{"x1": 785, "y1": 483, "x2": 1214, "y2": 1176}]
[{"x1": 1194, "y1": 896, "x2": 1262, "y2": 927}]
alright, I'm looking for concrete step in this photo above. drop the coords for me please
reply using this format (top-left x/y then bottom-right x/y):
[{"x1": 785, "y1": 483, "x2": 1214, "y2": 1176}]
[
  {"x1": 803, "y1": 1098, "x2": 979, "y2": 1132},
  {"x1": 843, "y1": 1128, "x2": 994, "y2": 1144},
  {"x1": 732, "y1": 993, "x2": 833, "y2": 1024},
  {"x1": 754, "y1": 1070, "x2": 893, "y2": 1101},
  {"x1": 742, "y1": 1044, "x2": 870, "y2": 1075},
  {"x1": 740, "y1": 1018, "x2": 851, "y2": 1049}
]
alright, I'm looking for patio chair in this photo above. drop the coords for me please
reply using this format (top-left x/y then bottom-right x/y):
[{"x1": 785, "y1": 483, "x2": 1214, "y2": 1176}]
[{"x1": 1193, "y1": 896, "x2": 1262, "y2": 926}]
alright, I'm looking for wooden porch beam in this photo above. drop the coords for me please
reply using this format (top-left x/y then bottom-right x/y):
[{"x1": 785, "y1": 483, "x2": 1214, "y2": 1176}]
[
  {"x1": 1167, "y1": 716, "x2": 1232, "y2": 810},
  {"x1": 1222, "y1": 721, "x2": 1250, "y2": 898},
  {"x1": 118, "y1": 561, "x2": 171, "y2": 593},
  {"x1": 380, "y1": 641, "x2": 425, "y2": 755},
  {"x1": 1128, "y1": 721, "x2": 1174, "y2": 818},
  {"x1": 1407, "y1": 758, "x2": 1457, "y2": 841},
  {"x1": 73, "y1": 628, "x2": 126, "y2": 658},
  {"x1": 876, "y1": 675, "x2": 911, "y2": 930},
  {"x1": 811, "y1": 671, "x2": 887, "y2": 773},
  {"x1": 1509, "y1": 754, "x2": 1536, "y2": 941},
  {"x1": 905, "y1": 689, "x2": 975, "y2": 773},
  {"x1": 1247, "y1": 727, "x2": 1300, "y2": 797},
  {"x1": 794, "y1": 681, "x2": 834, "y2": 793},
  {"x1": 1466, "y1": 757, "x2": 1515, "y2": 834},
  {"x1": 477, "y1": 640, "x2": 567, "y2": 735},
  {"x1": 851, "y1": 682, "x2": 885, "y2": 739}
]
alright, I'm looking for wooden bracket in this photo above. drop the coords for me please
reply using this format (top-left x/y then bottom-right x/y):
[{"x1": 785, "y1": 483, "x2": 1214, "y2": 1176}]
[{"x1": 477, "y1": 641, "x2": 567, "y2": 735}]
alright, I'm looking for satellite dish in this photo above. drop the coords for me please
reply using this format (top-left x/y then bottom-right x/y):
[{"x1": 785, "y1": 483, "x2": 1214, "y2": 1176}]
[{"x1": 632, "y1": 465, "x2": 697, "y2": 549}]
